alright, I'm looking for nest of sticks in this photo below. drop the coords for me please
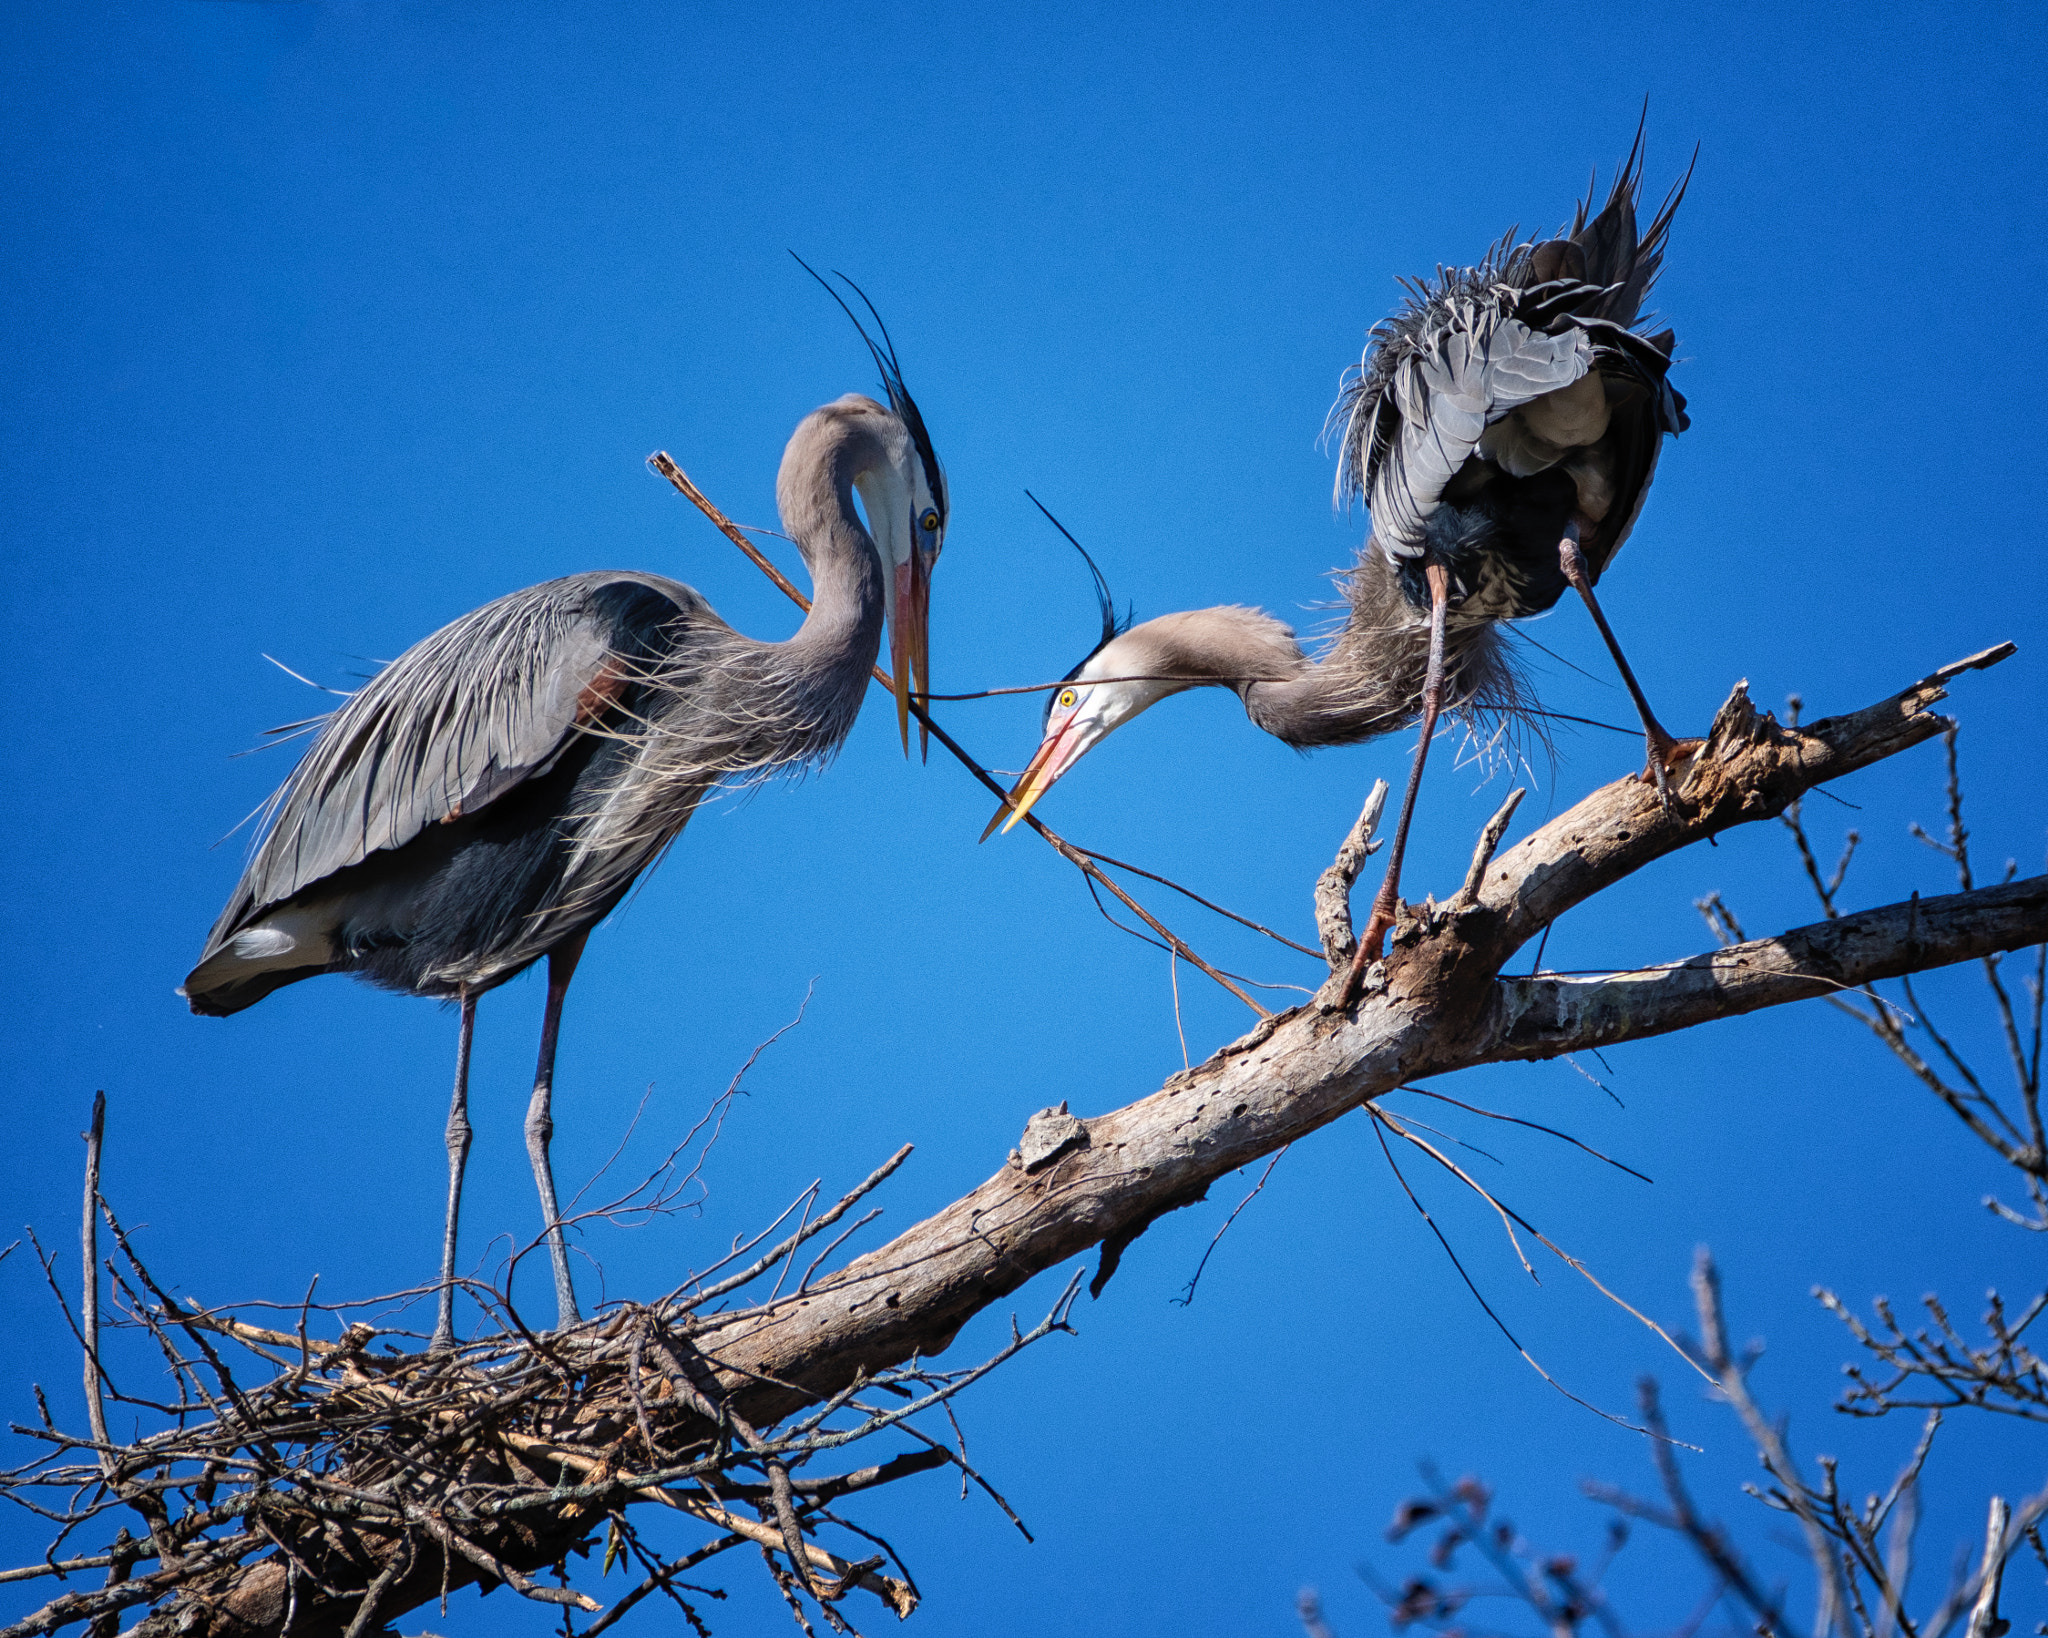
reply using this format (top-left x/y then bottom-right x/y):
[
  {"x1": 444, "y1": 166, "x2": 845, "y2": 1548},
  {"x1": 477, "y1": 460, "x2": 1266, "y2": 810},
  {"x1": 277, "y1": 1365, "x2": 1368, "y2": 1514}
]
[{"x1": 3, "y1": 1120, "x2": 1077, "y2": 1638}]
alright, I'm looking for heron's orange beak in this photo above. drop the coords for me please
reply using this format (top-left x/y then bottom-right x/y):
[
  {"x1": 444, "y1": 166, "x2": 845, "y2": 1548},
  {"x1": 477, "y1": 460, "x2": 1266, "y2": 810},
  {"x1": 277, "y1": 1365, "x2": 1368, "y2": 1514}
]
[
  {"x1": 979, "y1": 713, "x2": 1088, "y2": 841},
  {"x1": 890, "y1": 551, "x2": 933, "y2": 759}
]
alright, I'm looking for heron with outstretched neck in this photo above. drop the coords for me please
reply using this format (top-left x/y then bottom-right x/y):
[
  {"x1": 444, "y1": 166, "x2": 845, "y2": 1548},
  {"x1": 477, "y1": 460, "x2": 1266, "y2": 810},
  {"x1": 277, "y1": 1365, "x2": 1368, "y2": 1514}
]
[
  {"x1": 987, "y1": 138, "x2": 1690, "y2": 973},
  {"x1": 182, "y1": 282, "x2": 947, "y2": 1345}
]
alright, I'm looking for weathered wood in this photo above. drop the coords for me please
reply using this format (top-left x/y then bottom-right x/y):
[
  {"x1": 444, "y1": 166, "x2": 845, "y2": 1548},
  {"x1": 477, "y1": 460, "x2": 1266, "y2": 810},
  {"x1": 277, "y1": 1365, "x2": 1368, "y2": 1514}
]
[
  {"x1": 1313, "y1": 780, "x2": 1388, "y2": 966},
  {"x1": 67, "y1": 645, "x2": 2041, "y2": 1638},
  {"x1": 1489, "y1": 877, "x2": 2048, "y2": 1059},
  {"x1": 691, "y1": 647, "x2": 2030, "y2": 1424},
  {"x1": 1472, "y1": 644, "x2": 2015, "y2": 951}
]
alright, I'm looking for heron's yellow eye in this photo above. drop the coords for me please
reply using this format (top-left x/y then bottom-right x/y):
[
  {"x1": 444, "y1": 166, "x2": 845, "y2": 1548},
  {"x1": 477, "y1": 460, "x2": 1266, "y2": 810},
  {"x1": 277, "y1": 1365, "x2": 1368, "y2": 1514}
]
[
  {"x1": 1058, "y1": 688, "x2": 1077, "y2": 709},
  {"x1": 919, "y1": 509, "x2": 939, "y2": 534}
]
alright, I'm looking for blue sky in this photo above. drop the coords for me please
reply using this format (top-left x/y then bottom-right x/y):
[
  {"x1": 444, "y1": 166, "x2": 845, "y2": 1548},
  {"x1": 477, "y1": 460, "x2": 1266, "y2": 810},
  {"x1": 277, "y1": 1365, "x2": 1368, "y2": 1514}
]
[{"x1": 4, "y1": 3, "x2": 2045, "y2": 1633}]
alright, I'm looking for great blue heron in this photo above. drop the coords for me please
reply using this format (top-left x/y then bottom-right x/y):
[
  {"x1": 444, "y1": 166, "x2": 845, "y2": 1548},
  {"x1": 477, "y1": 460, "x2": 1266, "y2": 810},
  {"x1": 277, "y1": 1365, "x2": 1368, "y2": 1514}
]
[
  {"x1": 987, "y1": 140, "x2": 1688, "y2": 966},
  {"x1": 181, "y1": 301, "x2": 947, "y2": 1345}
]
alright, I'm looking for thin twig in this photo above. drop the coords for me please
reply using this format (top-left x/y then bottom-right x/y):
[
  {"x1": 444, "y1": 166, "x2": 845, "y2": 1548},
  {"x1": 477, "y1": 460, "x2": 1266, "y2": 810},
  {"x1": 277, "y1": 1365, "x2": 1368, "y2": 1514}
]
[
  {"x1": 1173, "y1": 1149, "x2": 1286, "y2": 1307},
  {"x1": 685, "y1": 1147, "x2": 913, "y2": 1309}
]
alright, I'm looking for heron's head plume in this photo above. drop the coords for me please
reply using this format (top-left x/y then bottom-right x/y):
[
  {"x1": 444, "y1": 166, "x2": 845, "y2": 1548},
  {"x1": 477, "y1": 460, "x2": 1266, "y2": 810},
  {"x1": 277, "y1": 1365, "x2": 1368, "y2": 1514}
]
[
  {"x1": 1024, "y1": 492, "x2": 1132, "y2": 730},
  {"x1": 792, "y1": 253, "x2": 948, "y2": 753}
]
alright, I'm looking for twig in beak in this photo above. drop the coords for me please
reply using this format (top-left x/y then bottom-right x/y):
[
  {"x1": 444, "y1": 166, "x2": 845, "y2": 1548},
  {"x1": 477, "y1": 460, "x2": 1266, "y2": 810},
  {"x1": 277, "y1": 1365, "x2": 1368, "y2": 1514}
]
[{"x1": 649, "y1": 450, "x2": 1270, "y2": 1019}]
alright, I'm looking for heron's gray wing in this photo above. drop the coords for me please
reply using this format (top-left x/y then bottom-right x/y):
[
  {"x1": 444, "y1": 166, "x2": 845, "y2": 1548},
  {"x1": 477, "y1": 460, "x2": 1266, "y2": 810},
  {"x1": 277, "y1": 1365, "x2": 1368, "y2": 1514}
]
[
  {"x1": 202, "y1": 572, "x2": 703, "y2": 948},
  {"x1": 1369, "y1": 310, "x2": 1593, "y2": 558}
]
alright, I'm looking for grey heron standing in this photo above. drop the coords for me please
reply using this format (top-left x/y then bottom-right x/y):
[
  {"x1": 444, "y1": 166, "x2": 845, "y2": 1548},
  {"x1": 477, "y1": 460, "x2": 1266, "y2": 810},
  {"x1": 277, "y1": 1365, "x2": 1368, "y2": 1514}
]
[
  {"x1": 182, "y1": 303, "x2": 947, "y2": 1345},
  {"x1": 988, "y1": 139, "x2": 1688, "y2": 969}
]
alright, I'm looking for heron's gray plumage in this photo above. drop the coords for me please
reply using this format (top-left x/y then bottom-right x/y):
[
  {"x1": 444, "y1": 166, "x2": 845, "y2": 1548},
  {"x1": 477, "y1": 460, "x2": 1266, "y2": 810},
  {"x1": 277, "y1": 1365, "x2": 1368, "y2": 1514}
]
[
  {"x1": 191, "y1": 573, "x2": 698, "y2": 984},
  {"x1": 182, "y1": 283, "x2": 948, "y2": 1344},
  {"x1": 1242, "y1": 547, "x2": 1527, "y2": 748},
  {"x1": 183, "y1": 392, "x2": 920, "y2": 1017},
  {"x1": 1327, "y1": 133, "x2": 1690, "y2": 604},
  {"x1": 994, "y1": 138, "x2": 1688, "y2": 847}
]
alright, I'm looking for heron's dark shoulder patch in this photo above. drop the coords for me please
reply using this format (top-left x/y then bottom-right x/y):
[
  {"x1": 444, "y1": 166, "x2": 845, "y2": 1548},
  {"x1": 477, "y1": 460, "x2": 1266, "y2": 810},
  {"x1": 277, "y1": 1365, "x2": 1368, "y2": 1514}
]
[
  {"x1": 572, "y1": 572, "x2": 708, "y2": 623},
  {"x1": 553, "y1": 573, "x2": 717, "y2": 662}
]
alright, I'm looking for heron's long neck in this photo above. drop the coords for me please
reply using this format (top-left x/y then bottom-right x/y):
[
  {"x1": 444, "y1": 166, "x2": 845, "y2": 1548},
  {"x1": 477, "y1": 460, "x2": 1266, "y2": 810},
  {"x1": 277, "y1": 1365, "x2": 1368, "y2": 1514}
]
[
  {"x1": 778, "y1": 446, "x2": 890, "y2": 695},
  {"x1": 1242, "y1": 659, "x2": 1406, "y2": 749},
  {"x1": 1242, "y1": 551, "x2": 1511, "y2": 749}
]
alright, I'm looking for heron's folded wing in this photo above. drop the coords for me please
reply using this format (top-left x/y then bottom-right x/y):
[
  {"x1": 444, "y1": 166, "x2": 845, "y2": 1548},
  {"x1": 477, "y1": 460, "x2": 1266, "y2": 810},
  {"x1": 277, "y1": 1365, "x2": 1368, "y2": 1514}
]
[
  {"x1": 205, "y1": 574, "x2": 694, "y2": 946},
  {"x1": 1371, "y1": 313, "x2": 1593, "y2": 558},
  {"x1": 1570, "y1": 323, "x2": 1689, "y2": 580}
]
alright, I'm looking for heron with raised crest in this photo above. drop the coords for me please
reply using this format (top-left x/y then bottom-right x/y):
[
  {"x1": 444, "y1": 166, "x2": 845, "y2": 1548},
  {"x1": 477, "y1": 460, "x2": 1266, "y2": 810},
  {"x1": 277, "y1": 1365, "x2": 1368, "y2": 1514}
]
[
  {"x1": 182, "y1": 273, "x2": 948, "y2": 1345},
  {"x1": 987, "y1": 137, "x2": 1691, "y2": 972}
]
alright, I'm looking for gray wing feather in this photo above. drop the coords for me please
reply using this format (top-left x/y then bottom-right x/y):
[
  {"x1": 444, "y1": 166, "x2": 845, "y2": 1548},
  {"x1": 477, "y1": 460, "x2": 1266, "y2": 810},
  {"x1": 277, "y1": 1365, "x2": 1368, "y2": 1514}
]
[
  {"x1": 1369, "y1": 312, "x2": 1591, "y2": 558},
  {"x1": 202, "y1": 572, "x2": 701, "y2": 953}
]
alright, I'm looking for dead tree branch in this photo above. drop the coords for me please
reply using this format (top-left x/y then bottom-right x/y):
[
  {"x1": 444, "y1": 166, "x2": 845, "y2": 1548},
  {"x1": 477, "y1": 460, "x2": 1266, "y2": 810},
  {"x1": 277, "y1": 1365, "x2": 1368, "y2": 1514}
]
[
  {"x1": 692, "y1": 648, "x2": 2032, "y2": 1430},
  {"x1": 5, "y1": 644, "x2": 2035, "y2": 1637},
  {"x1": 1315, "y1": 780, "x2": 1388, "y2": 968}
]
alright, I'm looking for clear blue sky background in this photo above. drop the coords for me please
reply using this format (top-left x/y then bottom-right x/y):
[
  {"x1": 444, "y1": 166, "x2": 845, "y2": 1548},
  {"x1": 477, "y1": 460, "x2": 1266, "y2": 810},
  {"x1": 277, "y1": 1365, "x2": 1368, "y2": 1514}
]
[{"x1": 4, "y1": 4, "x2": 2046, "y2": 1633}]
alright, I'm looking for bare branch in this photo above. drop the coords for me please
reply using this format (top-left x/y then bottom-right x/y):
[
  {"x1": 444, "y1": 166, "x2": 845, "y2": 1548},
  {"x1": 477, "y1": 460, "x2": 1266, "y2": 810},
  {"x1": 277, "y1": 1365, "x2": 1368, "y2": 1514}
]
[
  {"x1": 79, "y1": 1093, "x2": 110, "y2": 1475},
  {"x1": 1451, "y1": 786, "x2": 1525, "y2": 913},
  {"x1": 684, "y1": 654, "x2": 2035, "y2": 1432},
  {"x1": 7, "y1": 646, "x2": 2032, "y2": 1638},
  {"x1": 1316, "y1": 781, "x2": 1388, "y2": 968},
  {"x1": 1489, "y1": 878, "x2": 2048, "y2": 1062},
  {"x1": 1965, "y1": 1496, "x2": 2008, "y2": 1638}
]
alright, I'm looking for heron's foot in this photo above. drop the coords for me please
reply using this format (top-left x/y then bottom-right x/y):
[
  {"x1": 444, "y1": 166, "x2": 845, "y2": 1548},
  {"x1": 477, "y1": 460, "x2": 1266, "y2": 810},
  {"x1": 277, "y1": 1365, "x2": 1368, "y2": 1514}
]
[
  {"x1": 1637, "y1": 730, "x2": 1701, "y2": 814},
  {"x1": 1337, "y1": 902, "x2": 1397, "y2": 1007}
]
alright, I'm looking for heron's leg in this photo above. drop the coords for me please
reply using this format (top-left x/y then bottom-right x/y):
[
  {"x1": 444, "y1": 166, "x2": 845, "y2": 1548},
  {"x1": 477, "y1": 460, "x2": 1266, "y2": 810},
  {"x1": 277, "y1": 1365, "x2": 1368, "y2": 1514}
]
[
  {"x1": 1345, "y1": 562, "x2": 1451, "y2": 996},
  {"x1": 525, "y1": 931, "x2": 590, "y2": 1331},
  {"x1": 1558, "y1": 524, "x2": 1683, "y2": 805},
  {"x1": 432, "y1": 988, "x2": 477, "y2": 1352}
]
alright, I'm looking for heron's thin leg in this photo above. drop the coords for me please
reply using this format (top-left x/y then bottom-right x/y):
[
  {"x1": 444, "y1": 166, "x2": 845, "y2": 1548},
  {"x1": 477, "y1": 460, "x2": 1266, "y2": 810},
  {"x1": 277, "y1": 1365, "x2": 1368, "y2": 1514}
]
[
  {"x1": 525, "y1": 931, "x2": 589, "y2": 1331},
  {"x1": 1346, "y1": 562, "x2": 1451, "y2": 993},
  {"x1": 1558, "y1": 524, "x2": 1682, "y2": 804},
  {"x1": 432, "y1": 988, "x2": 477, "y2": 1352}
]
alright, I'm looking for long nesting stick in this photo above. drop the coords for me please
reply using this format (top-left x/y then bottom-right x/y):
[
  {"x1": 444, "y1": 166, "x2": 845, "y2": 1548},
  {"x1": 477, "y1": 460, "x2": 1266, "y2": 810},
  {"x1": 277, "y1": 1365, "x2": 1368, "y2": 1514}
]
[{"x1": 647, "y1": 451, "x2": 1271, "y2": 1018}]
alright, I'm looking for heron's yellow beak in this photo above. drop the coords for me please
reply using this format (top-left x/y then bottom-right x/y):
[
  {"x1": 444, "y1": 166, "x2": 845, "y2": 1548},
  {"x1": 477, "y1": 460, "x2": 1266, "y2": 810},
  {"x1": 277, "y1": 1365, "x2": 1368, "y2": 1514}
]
[
  {"x1": 979, "y1": 714, "x2": 1088, "y2": 841},
  {"x1": 889, "y1": 552, "x2": 933, "y2": 759}
]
